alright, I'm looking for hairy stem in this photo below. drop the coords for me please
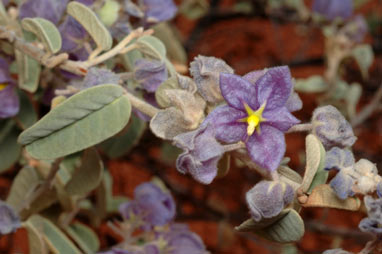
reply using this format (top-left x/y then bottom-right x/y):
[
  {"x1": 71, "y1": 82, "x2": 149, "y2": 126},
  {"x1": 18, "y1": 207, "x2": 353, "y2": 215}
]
[
  {"x1": 223, "y1": 142, "x2": 245, "y2": 152},
  {"x1": 124, "y1": 91, "x2": 160, "y2": 118},
  {"x1": 286, "y1": 123, "x2": 313, "y2": 133},
  {"x1": 17, "y1": 158, "x2": 63, "y2": 213},
  {"x1": 351, "y1": 83, "x2": 382, "y2": 127}
]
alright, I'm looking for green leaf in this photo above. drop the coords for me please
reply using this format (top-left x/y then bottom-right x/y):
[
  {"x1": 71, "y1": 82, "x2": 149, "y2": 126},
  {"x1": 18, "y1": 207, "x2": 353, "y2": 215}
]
[
  {"x1": 136, "y1": 35, "x2": 166, "y2": 60},
  {"x1": 302, "y1": 184, "x2": 361, "y2": 211},
  {"x1": 122, "y1": 49, "x2": 143, "y2": 71},
  {"x1": 97, "y1": 0, "x2": 120, "y2": 27},
  {"x1": 67, "y1": 1, "x2": 112, "y2": 51},
  {"x1": 0, "y1": 128, "x2": 21, "y2": 173},
  {"x1": 306, "y1": 137, "x2": 327, "y2": 194},
  {"x1": 346, "y1": 82, "x2": 362, "y2": 119},
  {"x1": 6, "y1": 166, "x2": 40, "y2": 210},
  {"x1": 153, "y1": 23, "x2": 188, "y2": 65},
  {"x1": 25, "y1": 220, "x2": 48, "y2": 254},
  {"x1": 300, "y1": 134, "x2": 326, "y2": 193},
  {"x1": 107, "y1": 196, "x2": 129, "y2": 213},
  {"x1": 14, "y1": 91, "x2": 37, "y2": 130},
  {"x1": 180, "y1": 0, "x2": 209, "y2": 19},
  {"x1": 351, "y1": 44, "x2": 374, "y2": 79},
  {"x1": 100, "y1": 115, "x2": 146, "y2": 158},
  {"x1": 27, "y1": 215, "x2": 82, "y2": 254},
  {"x1": 66, "y1": 222, "x2": 100, "y2": 254},
  {"x1": 235, "y1": 210, "x2": 290, "y2": 232},
  {"x1": 18, "y1": 84, "x2": 132, "y2": 160},
  {"x1": 294, "y1": 75, "x2": 328, "y2": 93},
  {"x1": 15, "y1": 49, "x2": 41, "y2": 93},
  {"x1": 65, "y1": 148, "x2": 104, "y2": 196},
  {"x1": 0, "y1": 2, "x2": 8, "y2": 25},
  {"x1": 21, "y1": 17, "x2": 62, "y2": 54},
  {"x1": 256, "y1": 209, "x2": 305, "y2": 243}
]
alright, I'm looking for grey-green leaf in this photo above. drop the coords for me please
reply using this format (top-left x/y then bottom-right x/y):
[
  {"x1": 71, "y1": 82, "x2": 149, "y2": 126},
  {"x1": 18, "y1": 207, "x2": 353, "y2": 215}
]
[
  {"x1": 15, "y1": 49, "x2": 41, "y2": 93},
  {"x1": 100, "y1": 115, "x2": 146, "y2": 158},
  {"x1": 21, "y1": 18, "x2": 62, "y2": 54},
  {"x1": 65, "y1": 148, "x2": 104, "y2": 196},
  {"x1": 27, "y1": 215, "x2": 82, "y2": 254},
  {"x1": 294, "y1": 76, "x2": 328, "y2": 93},
  {"x1": 346, "y1": 82, "x2": 362, "y2": 119},
  {"x1": 25, "y1": 220, "x2": 48, "y2": 254},
  {"x1": 67, "y1": 1, "x2": 112, "y2": 51},
  {"x1": 136, "y1": 35, "x2": 166, "y2": 60},
  {"x1": 306, "y1": 137, "x2": 327, "y2": 194},
  {"x1": 300, "y1": 134, "x2": 326, "y2": 193},
  {"x1": 14, "y1": 91, "x2": 37, "y2": 130},
  {"x1": 351, "y1": 44, "x2": 374, "y2": 79},
  {"x1": 0, "y1": 128, "x2": 21, "y2": 173},
  {"x1": 66, "y1": 222, "x2": 100, "y2": 254},
  {"x1": 0, "y1": 2, "x2": 8, "y2": 25},
  {"x1": 235, "y1": 210, "x2": 290, "y2": 232},
  {"x1": 256, "y1": 209, "x2": 305, "y2": 243},
  {"x1": 18, "y1": 85, "x2": 131, "y2": 160}
]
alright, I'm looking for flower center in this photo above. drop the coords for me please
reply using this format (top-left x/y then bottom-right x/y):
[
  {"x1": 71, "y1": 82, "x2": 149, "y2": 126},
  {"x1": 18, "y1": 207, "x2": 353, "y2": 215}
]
[
  {"x1": 238, "y1": 102, "x2": 267, "y2": 136},
  {"x1": 0, "y1": 83, "x2": 8, "y2": 91}
]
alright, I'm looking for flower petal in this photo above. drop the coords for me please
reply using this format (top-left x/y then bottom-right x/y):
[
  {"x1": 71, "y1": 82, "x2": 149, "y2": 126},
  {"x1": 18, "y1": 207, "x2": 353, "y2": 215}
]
[
  {"x1": 203, "y1": 105, "x2": 247, "y2": 143},
  {"x1": 263, "y1": 106, "x2": 300, "y2": 132},
  {"x1": 0, "y1": 85, "x2": 19, "y2": 119},
  {"x1": 242, "y1": 69, "x2": 266, "y2": 85},
  {"x1": 220, "y1": 73, "x2": 258, "y2": 111},
  {"x1": 246, "y1": 125, "x2": 285, "y2": 172},
  {"x1": 285, "y1": 92, "x2": 302, "y2": 112},
  {"x1": 255, "y1": 66, "x2": 293, "y2": 111}
]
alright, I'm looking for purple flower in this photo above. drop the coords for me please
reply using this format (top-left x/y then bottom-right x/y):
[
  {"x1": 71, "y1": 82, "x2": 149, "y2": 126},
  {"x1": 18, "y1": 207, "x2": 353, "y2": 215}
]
[
  {"x1": 164, "y1": 224, "x2": 207, "y2": 254},
  {"x1": 134, "y1": 59, "x2": 168, "y2": 93},
  {"x1": 142, "y1": 0, "x2": 177, "y2": 23},
  {"x1": 329, "y1": 171, "x2": 355, "y2": 200},
  {"x1": 19, "y1": 0, "x2": 69, "y2": 25},
  {"x1": 312, "y1": 105, "x2": 356, "y2": 149},
  {"x1": 0, "y1": 201, "x2": 20, "y2": 235},
  {"x1": 59, "y1": 16, "x2": 89, "y2": 60},
  {"x1": 340, "y1": 15, "x2": 368, "y2": 43},
  {"x1": 0, "y1": 58, "x2": 19, "y2": 119},
  {"x1": 312, "y1": 0, "x2": 353, "y2": 21},
  {"x1": 119, "y1": 182, "x2": 175, "y2": 228},
  {"x1": 203, "y1": 66, "x2": 300, "y2": 172},
  {"x1": 325, "y1": 147, "x2": 355, "y2": 171},
  {"x1": 359, "y1": 196, "x2": 382, "y2": 235},
  {"x1": 79, "y1": 67, "x2": 120, "y2": 89},
  {"x1": 174, "y1": 124, "x2": 224, "y2": 184},
  {"x1": 246, "y1": 181, "x2": 294, "y2": 222}
]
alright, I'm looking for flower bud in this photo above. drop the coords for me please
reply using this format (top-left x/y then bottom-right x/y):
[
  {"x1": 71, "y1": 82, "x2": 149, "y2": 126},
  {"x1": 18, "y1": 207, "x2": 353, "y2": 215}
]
[
  {"x1": 245, "y1": 181, "x2": 294, "y2": 222},
  {"x1": 0, "y1": 201, "x2": 20, "y2": 235},
  {"x1": 359, "y1": 196, "x2": 382, "y2": 235},
  {"x1": 312, "y1": 105, "x2": 356, "y2": 149},
  {"x1": 134, "y1": 59, "x2": 168, "y2": 92}
]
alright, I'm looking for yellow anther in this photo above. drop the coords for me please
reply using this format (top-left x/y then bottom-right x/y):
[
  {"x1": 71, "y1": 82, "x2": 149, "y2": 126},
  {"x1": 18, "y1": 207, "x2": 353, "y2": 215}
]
[
  {"x1": 0, "y1": 83, "x2": 8, "y2": 91},
  {"x1": 238, "y1": 102, "x2": 267, "y2": 136}
]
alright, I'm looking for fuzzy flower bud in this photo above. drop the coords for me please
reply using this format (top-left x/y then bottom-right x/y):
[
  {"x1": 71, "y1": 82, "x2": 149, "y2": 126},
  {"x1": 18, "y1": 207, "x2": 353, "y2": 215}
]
[
  {"x1": 312, "y1": 105, "x2": 356, "y2": 149},
  {"x1": 245, "y1": 180, "x2": 294, "y2": 222},
  {"x1": 0, "y1": 201, "x2": 20, "y2": 235},
  {"x1": 359, "y1": 196, "x2": 382, "y2": 235}
]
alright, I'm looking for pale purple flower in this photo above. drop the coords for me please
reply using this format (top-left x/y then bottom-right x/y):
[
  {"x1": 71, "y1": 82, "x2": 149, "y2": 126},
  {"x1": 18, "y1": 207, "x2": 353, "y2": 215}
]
[
  {"x1": 59, "y1": 16, "x2": 89, "y2": 60},
  {"x1": 312, "y1": 0, "x2": 353, "y2": 20},
  {"x1": 134, "y1": 59, "x2": 168, "y2": 92},
  {"x1": 0, "y1": 58, "x2": 19, "y2": 119},
  {"x1": 246, "y1": 181, "x2": 294, "y2": 221},
  {"x1": 359, "y1": 196, "x2": 382, "y2": 235},
  {"x1": 174, "y1": 124, "x2": 224, "y2": 184},
  {"x1": 312, "y1": 105, "x2": 356, "y2": 149},
  {"x1": 119, "y1": 182, "x2": 175, "y2": 228},
  {"x1": 325, "y1": 147, "x2": 355, "y2": 171},
  {"x1": 79, "y1": 68, "x2": 120, "y2": 89},
  {"x1": 340, "y1": 15, "x2": 368, "y2": 43},
  {"x1": 143, "y1": 0, "x2": 177, "y2": 23},
  {"x1": 203, "y1": 66, "x2": 300, "y2": 172},
  {"x1": 0, "y1": 201, "x2": 20, "y2": 235},
  {"x1": 329, "y1": 171, "x2": 355, "y2": 200},
  {"x1": 164, "y1": 224, "x2": 207, "y2": 254},
  {"x1": 19, "y1": 0, "x2": 69, "y2": 24}
]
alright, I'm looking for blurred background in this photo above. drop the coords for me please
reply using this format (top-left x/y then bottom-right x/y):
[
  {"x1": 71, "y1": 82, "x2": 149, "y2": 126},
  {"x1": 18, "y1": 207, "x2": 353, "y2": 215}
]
[{"x1": 1, "y1": 0, "x2": 382, "y2": 253}]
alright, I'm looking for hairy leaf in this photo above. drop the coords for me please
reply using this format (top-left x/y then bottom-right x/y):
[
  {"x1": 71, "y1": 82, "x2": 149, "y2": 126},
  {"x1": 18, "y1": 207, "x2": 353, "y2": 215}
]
[
  {"x1": 65, "y1": 148, "x2": 104, "y2": 196},
  {"x1": 66, "y1": 222, "x2": 100, "y2": 254},
  {"x1": 22, "y1": 17, "x2": 62, "y2": 54},
  {"x1": 294, "y1": 76, "x2": 328, "y2": 93},
  {"x1": 14, "y1": 91, "x2": 37, "y2": 130},
  {"x1": 67, "y1": 1, "x2": 112, "y2": 51},
  {"x1": 303, "y1": 184, "x2": 361, "y2": 211},
  {"x1": 18, "y1": 84, "x2": 131, "y2": 159},
  {"x1": 15, "y1": 49, "x2": 41, "y2": 93},
  {"x1": 136, "y1": 35, "x2": 166, "y2": 60},
  {"x1": 351, "y1": 44, "x2": 374, "y2": 79},
  {"x1": 0, "y1": 128, "x2": 21, "y2": 173},
  {"x1": 27, "y1": 215, "x2": 81, "y2": 254},
  {"x1": 25, "y1": 220, "x2": 48, "y2": 254}
]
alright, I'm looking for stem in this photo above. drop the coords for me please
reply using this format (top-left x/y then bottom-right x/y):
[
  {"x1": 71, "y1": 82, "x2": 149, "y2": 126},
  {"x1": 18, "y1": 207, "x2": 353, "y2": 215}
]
[
  {"x1": 351, "y1": 83, "x2": 382, "y2": 127},
  {"x1": 124, "y1": 91, "x2": 160, "y2": 118},
  {"x1": 223, "y1": 142, "x2": 245, "y2": 152},
  {"x1": 286, "y1": 123, "x2": 313, "y2": 133},
  {"x1": 17, "y1": 158, "x2": 63, "y2": 213}
]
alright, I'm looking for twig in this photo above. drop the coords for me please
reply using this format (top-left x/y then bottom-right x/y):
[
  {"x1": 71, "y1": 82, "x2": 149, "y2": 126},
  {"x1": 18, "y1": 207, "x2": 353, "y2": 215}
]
[
  {"x1": 351, "y1": 83, "x2": 382, "y2": 127},
  {"x1": 124, "y1": 90, "x2": 160, "y2": 118},
  {"x1": 17, "y1": 158, "x2": 63, "y2": 213},
  {"x1": 286, "y1": 123, "x2": 313, "y2": 133}
]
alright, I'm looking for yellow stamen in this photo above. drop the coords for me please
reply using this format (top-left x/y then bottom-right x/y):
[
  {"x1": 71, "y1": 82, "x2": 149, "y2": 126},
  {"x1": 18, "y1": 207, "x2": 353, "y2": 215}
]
[
  {"x1": 238, "y1": 102, "x2": 267, "y2": 136},
  {"x1": 0, "y1": 83, "x2": 8, "y2": 91}
]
